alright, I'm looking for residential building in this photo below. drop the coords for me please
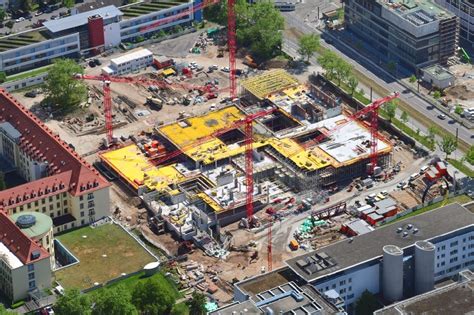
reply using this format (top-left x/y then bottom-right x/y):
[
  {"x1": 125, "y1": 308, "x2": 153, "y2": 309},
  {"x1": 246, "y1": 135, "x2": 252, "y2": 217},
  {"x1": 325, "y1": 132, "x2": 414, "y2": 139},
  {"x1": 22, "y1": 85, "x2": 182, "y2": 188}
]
[
  {"x1": 233, "y1": 203, "x2": 474, "y2": 312},
  {"x1": 102, "y1": 48, "x2": 153, "y2": 75},
  {"x1": 0, "y1": 212, "x2": 52, "y2": 302},
  {"x1": 435, "y1": 0, "x2": 474, "y2": 50},
  {"x1": 0, "y1": 1, "x2": 202, "y2": 75},
  {"x1": 344, "y1": 0, "x2": 459, "y2": 72},
  {"x1": 0, "y1": 89, "x2": 111, "y2": 233}
]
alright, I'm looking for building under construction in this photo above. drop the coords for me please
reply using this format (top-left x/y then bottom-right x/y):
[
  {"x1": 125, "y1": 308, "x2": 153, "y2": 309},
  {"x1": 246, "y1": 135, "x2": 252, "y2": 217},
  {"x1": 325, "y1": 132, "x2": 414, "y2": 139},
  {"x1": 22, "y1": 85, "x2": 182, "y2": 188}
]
[{"x1": 99, "y1": 70, "x2": 392, "y2": 249}]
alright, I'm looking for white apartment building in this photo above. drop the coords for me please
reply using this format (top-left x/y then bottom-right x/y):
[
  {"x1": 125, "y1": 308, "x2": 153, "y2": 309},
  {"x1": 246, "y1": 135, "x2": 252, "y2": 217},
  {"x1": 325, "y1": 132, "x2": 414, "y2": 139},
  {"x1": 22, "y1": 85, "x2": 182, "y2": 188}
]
[{"x1": 0, "y1": 89, "x2": 111, "y2": 234}]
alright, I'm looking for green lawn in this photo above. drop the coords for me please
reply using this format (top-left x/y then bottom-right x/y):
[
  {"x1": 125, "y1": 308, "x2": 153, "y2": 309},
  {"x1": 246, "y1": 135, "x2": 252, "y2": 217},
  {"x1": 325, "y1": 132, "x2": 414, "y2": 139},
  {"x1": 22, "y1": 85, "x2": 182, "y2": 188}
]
[
  {"x1": 55, "y1": 224, "x2": 155, "y2": 290},
  {"x1": 448, "y1": 159, "x2": 474, "y2": 177},
  {"x1": 6, "y1": 65, "x2": 51, "y2": 82},
  {"x1": 387, "y1": 194, "x2": 472, "y2": 224}
]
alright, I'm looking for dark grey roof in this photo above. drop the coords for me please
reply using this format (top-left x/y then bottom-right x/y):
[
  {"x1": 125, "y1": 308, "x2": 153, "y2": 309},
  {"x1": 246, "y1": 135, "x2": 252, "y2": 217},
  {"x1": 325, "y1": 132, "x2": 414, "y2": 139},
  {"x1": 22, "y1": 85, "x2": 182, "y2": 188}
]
[
  {"x1": 374, "y1": 197, "x2": 397, "y2": 211},
  {"x1": 0, "y1": 122, "x2": 21, "y2": 140},
  {"x1": 287, "y1": 203, "x2": 474, "y2": 282},
  {"x1": 43, "y1": 5, "x2": 122, "y2": 33}
]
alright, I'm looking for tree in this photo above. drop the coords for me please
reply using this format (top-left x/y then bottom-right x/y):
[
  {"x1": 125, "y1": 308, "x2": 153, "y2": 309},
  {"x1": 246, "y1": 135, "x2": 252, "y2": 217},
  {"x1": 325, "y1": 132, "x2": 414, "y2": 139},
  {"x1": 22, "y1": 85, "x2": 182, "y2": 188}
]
[
  {"x1": 347, "y1": 75, "x2": 358, "y2": 95},
  {"x1": 433, "y1": 90, "x2": 442, "y2": 99},
  {"x1": 54, "y1": 288, "x2": 91, "y2": 315},
  {"x1": 438, "y1": 134, "x2": 457, "y2": 159},
  {"x1": 0, "y1": 9, "x2": 5, "y2": 24},
  {"x1": 384, "y1": 101, "x2": 397, "y2": 122},
  {"x1": 21, "y1": 0, "x2": 32, "y2": 12},
  {"x1": 0, "y1": 71, "x2": 6, "y2": 83},
  {"x1": 336, "y1": 7, "x2": 344, "y2": 21},
  {"x1": 174, "y1": 25, "x2": 183, "y2": 33},
  {"x1": 204, "y1": 0, "x2": 284, "y2": 61},
  {"x1": 44, "y1": 59, "x2": 87, "y2": 111},
  {"x1": 131, "y1": 278, "x2": 175, "y2": 315},
  {"x1": 188, "y1": 291, "x2": 206, "y2": 315},
  {"x1": 409, "y1": 74, "x2": 417, "y2": 83},
  {"x1": 355, "y1": 290, "x2": 380, "y2": 315},
  {"x1": 387, "y1": 61, "x2": 396, "y2": 74},
  {"x1": 334, "y1": 60, "x2": 352, "y2": 86},
  {"x1": 400, "y1": 111, "x2": 409, "y2": 124},
  {"x1": 427, "y1": 125, "x2": 438, "y2": 146},
  {"x1": 317, "y1": 50, "x2": 339, "y2": 80},
  {"x1": 466, "y1": 145, "x2": 474, "y2": 165},
  {"x1": 5, "y1": 21, "x2": 14, "y2": 31},
  {"x1": 297, "y1": 34, "x2": 320, "y2": 62},
  {"x1": 92, "y1": 286, "x2": 137, "y2": 315},
  {"x1": 454, "y1": 104, "x2": 463, "y2": 115},
  {"x1": 0, "y1": 171, "x2": 6, "y2": 191},
  {"x1": 63, "y1": 0, "x2": 75, "y2": 8},
  {"x1": 0, "y1": 304, "x2": 15, "y2": 315}
]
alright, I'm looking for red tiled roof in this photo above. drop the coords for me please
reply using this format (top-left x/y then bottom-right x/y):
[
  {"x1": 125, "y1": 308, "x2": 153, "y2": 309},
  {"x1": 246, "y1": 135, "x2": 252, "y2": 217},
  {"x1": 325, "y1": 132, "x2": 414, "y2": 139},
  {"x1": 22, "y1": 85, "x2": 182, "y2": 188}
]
[
  {"x1": 0, "y1": 211, "x2": 50, "y2": 265},
  {"x1": 0, "y1": 89, "x2": 110, "y2": 208}
]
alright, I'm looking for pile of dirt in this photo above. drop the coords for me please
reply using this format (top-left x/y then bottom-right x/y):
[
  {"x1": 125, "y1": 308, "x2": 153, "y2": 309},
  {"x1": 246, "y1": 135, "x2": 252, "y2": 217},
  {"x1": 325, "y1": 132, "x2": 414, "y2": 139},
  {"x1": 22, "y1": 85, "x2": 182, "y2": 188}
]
[{"x1": 445, "y1": 85, "x2": 474, "y2": 100}]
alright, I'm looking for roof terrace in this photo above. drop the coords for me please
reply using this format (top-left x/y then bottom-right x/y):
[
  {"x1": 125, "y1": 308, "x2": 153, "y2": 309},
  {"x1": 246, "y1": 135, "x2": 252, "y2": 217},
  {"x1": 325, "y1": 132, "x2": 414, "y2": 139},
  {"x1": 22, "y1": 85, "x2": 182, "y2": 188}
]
[
  {"x1": 0, "y1": 30, "x2": 49, "y2": 53},
  {"x1": 121, "y1": 0, "x2": 190, "y2": 19}
]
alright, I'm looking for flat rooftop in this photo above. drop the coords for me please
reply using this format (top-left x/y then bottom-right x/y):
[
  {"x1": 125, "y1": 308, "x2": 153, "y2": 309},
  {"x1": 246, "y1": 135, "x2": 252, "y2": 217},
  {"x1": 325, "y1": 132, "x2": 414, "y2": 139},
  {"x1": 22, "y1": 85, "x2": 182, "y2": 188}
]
[
  {"x1": 0, "y1": 30, "x2": 48, "y2": 52},
  {"x1": 121, "y1": 0, "x2": 190, "y2": 19},
  {"x1": 241, "y1": 69, "x2": 300, "y2": 100},
  {"x1": 314, "y1": 115, "x2": 391, "y2": 166},
  {"x1": 111, "y1": 48, "x2": 152, "y2": 65},
  {"x1": 378, "y1": 0, "x2": 453, "y2": 22},
  {"x1": 422, "y1": 64, "x2": 454, "y2": 81},
  {"x1": 44, "y1": 6, "x2": 123, "y2": 33},
  {"x1": 375, "y1": 270, "x2": 474, "y2": 315},
  {"x1": 100, "y1": 144, "x2": 185, "y2": 191},
  {"x1": 286, "y1": 203, "x2": 474, "y2": 282}
]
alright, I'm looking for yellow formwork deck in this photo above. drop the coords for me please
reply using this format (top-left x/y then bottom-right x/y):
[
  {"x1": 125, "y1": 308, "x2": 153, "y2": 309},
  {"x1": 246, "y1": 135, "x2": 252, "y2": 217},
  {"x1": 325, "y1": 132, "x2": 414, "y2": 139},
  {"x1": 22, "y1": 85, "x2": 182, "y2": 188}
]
[
  {"x1": 241, "y1": 69, "x2": 299, "y2": 100},
  {"x1": 159, "y1": 106, "x2": 244, "y2": 148},
  {"x1": 267, "y1": 84, "x2": 309, "y2": 102},
  {"x1": 100, "y1": 144, "x2": 185, "y2": 191},
  {"x1": 197, "y1": 192, "x2": 224, "y2": 213},
  {"x1": 267, "y1": 138, "x2": 329, "y2": 171}
]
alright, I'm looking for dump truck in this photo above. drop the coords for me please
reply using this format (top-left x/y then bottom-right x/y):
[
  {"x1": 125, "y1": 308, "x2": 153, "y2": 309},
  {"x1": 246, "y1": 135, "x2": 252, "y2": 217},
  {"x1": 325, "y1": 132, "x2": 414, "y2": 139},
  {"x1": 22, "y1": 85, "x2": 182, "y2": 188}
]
[
  {"x1": 289, "y1": 240, "x2": 299, "y2": 250},
  {"x1": 146, "y1": 97, "x2": 163, "y2": 110}
]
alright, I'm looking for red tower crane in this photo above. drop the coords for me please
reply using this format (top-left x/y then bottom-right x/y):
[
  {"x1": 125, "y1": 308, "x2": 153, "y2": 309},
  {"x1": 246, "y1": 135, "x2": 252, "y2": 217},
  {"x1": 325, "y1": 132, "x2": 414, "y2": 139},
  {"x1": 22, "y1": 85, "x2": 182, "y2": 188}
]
[
  {"x1": 301, "y1": 93, "x2": 400, "y2": 173},
  {"x1": 74, "y1": 74, "x2": 226, "y2": 145}
]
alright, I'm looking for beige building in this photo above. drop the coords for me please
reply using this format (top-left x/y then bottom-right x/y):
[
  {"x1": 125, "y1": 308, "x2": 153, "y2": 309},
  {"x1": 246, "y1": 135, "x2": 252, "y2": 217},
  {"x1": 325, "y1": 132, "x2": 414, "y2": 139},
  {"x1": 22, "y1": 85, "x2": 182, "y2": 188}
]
[
  {"x1": 0, "y1": 212, "x2": 52, "y2": 302},
  {"x1": 0, "y1": 89, "x2": 111, "y2": 233}
]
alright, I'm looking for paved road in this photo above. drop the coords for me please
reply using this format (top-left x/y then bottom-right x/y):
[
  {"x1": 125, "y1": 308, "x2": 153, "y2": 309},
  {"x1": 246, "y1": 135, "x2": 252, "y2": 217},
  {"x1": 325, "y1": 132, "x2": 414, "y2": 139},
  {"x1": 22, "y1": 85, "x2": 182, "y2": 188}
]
[{"x1": 283, "y1": 11, "x2": 473, "y2": 148}]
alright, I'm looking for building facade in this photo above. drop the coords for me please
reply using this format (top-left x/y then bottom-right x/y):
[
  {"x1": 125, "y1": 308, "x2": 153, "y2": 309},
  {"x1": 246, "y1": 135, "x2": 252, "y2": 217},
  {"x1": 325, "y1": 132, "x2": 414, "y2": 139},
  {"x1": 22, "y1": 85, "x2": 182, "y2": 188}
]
[
  {"x1": 344, "y1": 0, "x2": 459, "y2": 72},
  {"x1": 102, "y1": 48, "x2": 153, "y2": 75},
  {"x1": 0, "y1": 90, "x2": 111, "y2": 234},
  {"x1": 233, "y1": 203, "x2": 474, "y2": 313},
  {"x1": 435, "y1": 0, "x2": 474, "y2": 50},
  {"x1": 0, "y1": 212, "x2": 52, "y2": 303},
  {"x1": 0, "y1": 1, "x2": 202, "y2": 75}
]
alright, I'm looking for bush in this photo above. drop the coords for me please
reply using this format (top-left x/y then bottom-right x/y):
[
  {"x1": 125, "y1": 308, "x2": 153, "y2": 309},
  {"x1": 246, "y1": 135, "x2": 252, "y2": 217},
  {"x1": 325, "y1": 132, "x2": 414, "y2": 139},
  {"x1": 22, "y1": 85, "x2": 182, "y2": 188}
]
[
  {"x1": 454, "y1": 104, "x2": 463, "y2": 115},
  {"x1": 11, "y1": 301, "x2": 25, "y2": 309}
]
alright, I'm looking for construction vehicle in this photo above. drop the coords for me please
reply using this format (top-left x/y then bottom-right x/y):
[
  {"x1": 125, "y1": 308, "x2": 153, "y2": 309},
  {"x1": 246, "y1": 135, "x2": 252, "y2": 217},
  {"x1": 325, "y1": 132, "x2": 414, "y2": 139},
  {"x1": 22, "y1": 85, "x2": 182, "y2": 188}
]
[
  {"x1": 243, "y1": 55, "x2": 258, "y2": 68},
  {"x1": 289, "y1": 239, "x2": 299, "y2": 250},
  {"x1": 146, "y1": 97, "x2": 163, "y2": 110}
]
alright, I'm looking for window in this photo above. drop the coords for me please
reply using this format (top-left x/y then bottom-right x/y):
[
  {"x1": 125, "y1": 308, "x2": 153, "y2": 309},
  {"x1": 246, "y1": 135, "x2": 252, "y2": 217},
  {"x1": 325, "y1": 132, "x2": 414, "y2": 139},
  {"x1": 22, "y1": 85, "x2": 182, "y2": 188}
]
[
  {"x1": 64, "y1": 208, "x2": 68, "y2": 213},
  {"x1": 332, "y1": 284, "x2": 336, "y2": 289},
  {"x1": 35, "y1": 201, "x2": 38, "y2": 207},
  {"x1": 340, "y1": 280, "x2": 346, "y2": 286},
  {"x1": 28, "y1": 273, "x2": 35, "y2": 280},
  {"x1": 450, "y1": 241, "x2": 458, "y2": 247},
  {"x1": 81, "y1": 219, "x2": 85, "y2": 225},
  {"x1": 57, "y1": 211, "x2": 61, "y2": 217},
  {"x1": 63, "y1": 200, "x2": 68, "y2": 206},
  {"x1": 28, "y1": 264, "x2": 34, "y2": 272},
  {"x1": 450, "y1": 257, "x2": 458, "y2": 263},
  {"x1": 63, "y1": 192, "x2": 67, "y2": 198},
  {"x1": 42, "y1": 207, "x2": 46, "y2": 213},
  {"x1": 49, "y1": 205, "x2": 53, "y2": 211},
  {"x1": 88, "y1": 201, "x2": 95, "y2": 208},
  {"x1": 49, "y1": 196, "x2": 53, "y2": 202},
  {"x1": 348, "y1": 278, "x2": 352, "y2": 283},
  {"x1": 29, "y1": 280, "x2": 36, "y2": 289},
  {"x1": 348, "y1": 286, "x2": 352, "y2": 291},
  {"x1": 42, "y1": 199, "x2": 45, "y2": 205},
  {"x1": 56, "y1": 195, "x2": 60, "y2": 200},
  {"x1": 56, "y1": 202, "x2": 60, "y2": 208},
  {"x1": 80, "y1": 196, "x2": 84, "y2": 201},
  {"x1": 81, "y1": 211, "x2": 84, "y2": 217},
  {"x1": 87, "y1": 193, "x2": 94, "y2": 200},
  {"x1": 450, "y1": 249, "x2": 458, "y2": 255},
  {"x1": 80, "y1": 203, "x2": 84, "y2": 210}
]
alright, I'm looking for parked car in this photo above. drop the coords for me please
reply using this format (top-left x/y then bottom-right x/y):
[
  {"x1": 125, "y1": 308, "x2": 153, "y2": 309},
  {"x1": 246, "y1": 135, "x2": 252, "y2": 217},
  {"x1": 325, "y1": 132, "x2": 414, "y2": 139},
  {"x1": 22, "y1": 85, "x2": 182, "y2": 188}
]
[
  {"x1": 51, "y1": 15, "x2": 59, "y2": 20},
  {"x1": 93, "y1": 58, "x2": 102, "y2": 66},
  {"x1": 15, "y1": 17, "x2": 25, "y2": 22},
  {"x1": 438, "y1": 114, "x2": 447, "y2": 120},
  {"x1": 35, "y1": 11, "x2": 43, "y2": 16},
  {"x1": 24, "y1": 90, "x2": 38, "y2": 98},
  {"x1": 221, "y1": 66, "x2": 230, "y2": 72},
  {"x1": 88, "y1": 60, "x2": 96, "y2": 67}
]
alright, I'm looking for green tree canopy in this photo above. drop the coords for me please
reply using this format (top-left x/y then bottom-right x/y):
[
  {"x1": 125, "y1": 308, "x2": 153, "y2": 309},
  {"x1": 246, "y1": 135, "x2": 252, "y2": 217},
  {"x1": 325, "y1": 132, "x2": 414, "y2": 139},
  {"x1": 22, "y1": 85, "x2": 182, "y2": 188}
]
[
  {"x1": 347, "y1": 75, "x2": 358, "y2": 95},
  {"x1": 438, "y1": 134, "x2": 457, "y2": 159},
  {"x1": 409, "y1": 74, "x2": 417, "y2": 83},
  {"x1": 317, "y1": 50, "x2": 354, "y2": 86},
  {"x1": 21, "y1": 0, "x2": 32, "y2": 12},
  {"x1": 131, "y1": 277, "x2": 176, "y2": 315},
  {"x1": 0, "y1": 9, "x2": 6, "y2": 24},
  {"x1": 433, "y1": 90, "x2": 442, "y2": 99},
  {"x1": 44, "y1": 59, "x2": 87, "y2": 111},
  {"x1": 0, "y1": 71, "x2": 6, "y2": 84},
  {"x1": 0, "y1": 304, "x2": 15, "y2": 315},
  {"x1": 54, "y1": 288, "x2": 91, "y2": 315},
  {"x1": 0, "y1": 171, "x2": 6, "y2": 191},
  {"x1": 355, "y1": 290, "x2": 380, "y2": 315},
  {"x1": 63, "y1": 0, "x2": 75, "y2": 8},
  {"x1": 188, "y1": 291, "x2": 206, "y2": 315},
  {"x1": 383, "y1": 100, "x2": 397, "y2": 122},
  {"x1": 466, "y1": 145, "x2": 474, "y2": 165},
  {"x1": 297, "y1": 34, "x2": 320, "y2": 62},
  {"x1": 400, "y1": 111, "x2": 409, "y2": 124},
  {"x1": 92, "y1": 286, "x2": 137, "y2": 315},
  {"x1": 204, "y1": 0, "x2": 284, "y2": 61}
]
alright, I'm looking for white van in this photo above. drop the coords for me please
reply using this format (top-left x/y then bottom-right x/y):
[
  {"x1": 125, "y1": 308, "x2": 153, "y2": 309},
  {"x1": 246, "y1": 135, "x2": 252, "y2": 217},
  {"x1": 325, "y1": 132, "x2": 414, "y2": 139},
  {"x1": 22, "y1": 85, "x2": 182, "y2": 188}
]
[
  {"x1": 409, "y1": 173, "x2": 420, "y2": 181},
  {"x1": 419, "y1": 165, "x2": 429, "y2": 174}
]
